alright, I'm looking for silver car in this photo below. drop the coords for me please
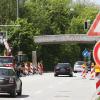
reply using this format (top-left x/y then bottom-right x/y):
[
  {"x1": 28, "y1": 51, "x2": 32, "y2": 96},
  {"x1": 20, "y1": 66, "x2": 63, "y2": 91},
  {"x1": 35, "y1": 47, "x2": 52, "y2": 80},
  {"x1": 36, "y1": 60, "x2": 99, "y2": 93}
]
[{"x1": 74, "y1": 61, "x2": 84, "y2": 73}]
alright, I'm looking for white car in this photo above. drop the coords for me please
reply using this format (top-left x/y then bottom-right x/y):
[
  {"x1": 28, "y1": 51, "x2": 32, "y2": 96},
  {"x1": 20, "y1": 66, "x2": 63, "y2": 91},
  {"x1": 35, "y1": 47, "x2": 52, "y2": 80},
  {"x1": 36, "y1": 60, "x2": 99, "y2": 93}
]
[{"x1": 74, "y1": 61, "x2": 84, "y2": 73}]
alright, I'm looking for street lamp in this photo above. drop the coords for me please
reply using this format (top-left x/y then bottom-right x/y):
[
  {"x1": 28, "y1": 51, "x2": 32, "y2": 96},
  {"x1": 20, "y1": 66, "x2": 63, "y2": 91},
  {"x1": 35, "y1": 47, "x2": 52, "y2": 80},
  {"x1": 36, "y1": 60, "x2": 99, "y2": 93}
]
[{"x1": 16, "y1": 0, "x2": 19, "y2": 19}]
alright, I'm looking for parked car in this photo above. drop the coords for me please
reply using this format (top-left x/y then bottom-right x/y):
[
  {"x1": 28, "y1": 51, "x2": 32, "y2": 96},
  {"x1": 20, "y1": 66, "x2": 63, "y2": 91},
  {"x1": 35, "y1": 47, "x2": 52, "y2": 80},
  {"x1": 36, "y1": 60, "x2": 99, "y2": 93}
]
[
  {"x1": 74, "y1": 61, "x2": 84, "y2": 73},
  {"x1": 54, "y1": 63, "x2": 73, "y2": 77},
  {"x1": 0, "y1": 66, "x2": 22, "y2": 97}
]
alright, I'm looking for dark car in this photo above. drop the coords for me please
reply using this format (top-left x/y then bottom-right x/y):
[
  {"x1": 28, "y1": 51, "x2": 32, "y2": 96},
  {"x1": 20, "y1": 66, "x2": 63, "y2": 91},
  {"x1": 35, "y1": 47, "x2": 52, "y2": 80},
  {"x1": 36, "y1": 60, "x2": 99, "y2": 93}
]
[
  {"x1": 0, "y1": 67, "x2": 22, "y2": 97},
  {"x1": 54, "y1": 63, "x2": 73, "y2": 77}
]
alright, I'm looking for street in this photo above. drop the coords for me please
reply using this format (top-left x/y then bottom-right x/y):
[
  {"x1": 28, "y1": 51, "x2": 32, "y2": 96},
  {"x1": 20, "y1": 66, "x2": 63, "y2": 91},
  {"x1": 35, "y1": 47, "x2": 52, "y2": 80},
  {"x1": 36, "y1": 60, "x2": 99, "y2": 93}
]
[{"x1": 0, "y1": 72, "x2": 97, "y2": 100}]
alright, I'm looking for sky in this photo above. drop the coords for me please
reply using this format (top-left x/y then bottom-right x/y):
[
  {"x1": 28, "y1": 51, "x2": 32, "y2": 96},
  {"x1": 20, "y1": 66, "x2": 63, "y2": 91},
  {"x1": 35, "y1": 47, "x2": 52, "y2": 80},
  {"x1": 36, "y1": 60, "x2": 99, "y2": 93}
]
[
  {"x1": 92, "y1": 0, "x2": 100, "y2": 5},
  {"x1": 73, "y1": 0, "x2": 100, "y2": 5}
]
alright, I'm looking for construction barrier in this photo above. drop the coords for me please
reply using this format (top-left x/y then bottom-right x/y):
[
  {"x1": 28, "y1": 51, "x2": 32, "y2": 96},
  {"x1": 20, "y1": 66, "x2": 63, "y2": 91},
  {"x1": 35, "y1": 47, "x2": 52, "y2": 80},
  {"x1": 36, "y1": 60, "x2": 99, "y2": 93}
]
[
  {"x1": 95, "y1": 64, "x2": 100, "y2": 95},
  {"x1": 82, "y1": 63, "x2": 87, "y2": 79},
  {"x1": 37, "y1": 62, "x2": 43, "y2": 75},
  {"x1": 30, "y1": 63, "x2": 34, "y2": 74},
  {"x1": 90, "y1": 63, "x2": 95, "y2": 80},
  {"x1": 90, "y1": 67, "x2": 95, "y2": 79},
  {"x1": 24, "y1": 63, "x2": 29, "y2": 75},
  {"x1": 96, "y1": 73, "x2": 100, "y2": 95}
]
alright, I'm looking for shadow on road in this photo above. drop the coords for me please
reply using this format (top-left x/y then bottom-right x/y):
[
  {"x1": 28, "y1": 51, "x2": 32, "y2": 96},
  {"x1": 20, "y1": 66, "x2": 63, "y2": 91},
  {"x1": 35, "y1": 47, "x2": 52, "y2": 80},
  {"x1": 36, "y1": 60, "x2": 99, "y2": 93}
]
[
  {"x1": 56, "y1": 75, "x2": 74, "y2": 77},
  {"x1": 0, "y1": 94, "x2": 29, "y2": 98}
]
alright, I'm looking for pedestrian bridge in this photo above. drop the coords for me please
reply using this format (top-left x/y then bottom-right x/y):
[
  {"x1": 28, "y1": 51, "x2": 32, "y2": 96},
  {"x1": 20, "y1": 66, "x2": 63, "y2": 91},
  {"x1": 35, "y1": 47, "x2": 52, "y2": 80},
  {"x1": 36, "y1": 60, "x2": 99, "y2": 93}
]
[{"x1": 34, "y1": 34, "x2": 100, "y2": 44}]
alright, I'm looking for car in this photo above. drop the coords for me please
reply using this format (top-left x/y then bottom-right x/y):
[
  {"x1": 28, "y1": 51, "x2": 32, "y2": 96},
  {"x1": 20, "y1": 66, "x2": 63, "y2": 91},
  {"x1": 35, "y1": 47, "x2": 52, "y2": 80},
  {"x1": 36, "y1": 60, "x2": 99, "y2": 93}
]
[
  {"x1": 74, "y1": 61, "x2": 84, "y2": 73},
  {"x1": 0, "y1": 66, "x2": 22, "y2": 97},
  {"x1": 54, "y1": 63, "x2": 73, "y2": 77}
]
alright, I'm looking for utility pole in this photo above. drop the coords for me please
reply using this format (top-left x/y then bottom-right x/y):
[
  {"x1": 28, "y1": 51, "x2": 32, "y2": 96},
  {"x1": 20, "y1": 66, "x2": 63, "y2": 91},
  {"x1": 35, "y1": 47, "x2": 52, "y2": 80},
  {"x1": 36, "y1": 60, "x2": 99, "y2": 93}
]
[{"x1": 16, "y1": 0, "x2": 19, "y2": 19}]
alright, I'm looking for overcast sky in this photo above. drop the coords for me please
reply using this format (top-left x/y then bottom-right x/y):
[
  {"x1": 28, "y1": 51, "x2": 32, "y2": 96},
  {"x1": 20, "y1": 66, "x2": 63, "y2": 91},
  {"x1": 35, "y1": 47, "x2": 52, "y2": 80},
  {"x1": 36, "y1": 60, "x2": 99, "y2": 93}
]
[
  {"x1": 73, "y1": 0, "x2": 100, "y2": 5},
  {"x1": 92, "y1": 0, "x2": 100, "y2": 5}
]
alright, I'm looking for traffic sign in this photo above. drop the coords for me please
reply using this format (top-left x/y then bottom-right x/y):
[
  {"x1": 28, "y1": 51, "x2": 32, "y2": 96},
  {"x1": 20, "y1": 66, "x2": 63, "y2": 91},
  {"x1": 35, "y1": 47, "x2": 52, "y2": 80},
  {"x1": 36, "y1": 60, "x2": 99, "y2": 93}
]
[
  {"x1": 87, "y1": 13, "x2": 100, "y2": 36},
  {"x1": 82, "y1": 49, "x2": 89, "y2": 57},
  {"x1": 93, "y1": 41, "x2": 100, "y2": 66}
]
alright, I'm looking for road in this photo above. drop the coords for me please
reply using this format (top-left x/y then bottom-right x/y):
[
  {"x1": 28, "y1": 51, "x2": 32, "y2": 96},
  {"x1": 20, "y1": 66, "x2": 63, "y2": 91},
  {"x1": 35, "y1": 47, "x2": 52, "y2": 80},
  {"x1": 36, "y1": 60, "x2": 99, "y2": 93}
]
[{"x1": 0, "y1": 72, "x2": 97, "y2": 100}]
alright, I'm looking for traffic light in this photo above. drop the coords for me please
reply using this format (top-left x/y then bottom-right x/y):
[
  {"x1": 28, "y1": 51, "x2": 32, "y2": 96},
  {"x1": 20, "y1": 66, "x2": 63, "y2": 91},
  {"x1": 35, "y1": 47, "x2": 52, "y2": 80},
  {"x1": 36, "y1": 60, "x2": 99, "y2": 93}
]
[
  {"x1": 84, "y1": 21, "x2": 88, "y2": 29},
  {"x1": 84, "y1": 20, "x2": 91, "y2": 30}
]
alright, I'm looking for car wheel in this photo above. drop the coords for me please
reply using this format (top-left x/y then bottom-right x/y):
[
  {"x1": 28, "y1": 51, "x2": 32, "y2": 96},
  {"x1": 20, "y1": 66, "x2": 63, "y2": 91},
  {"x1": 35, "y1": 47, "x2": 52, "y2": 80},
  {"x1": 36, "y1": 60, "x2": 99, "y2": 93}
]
[
  {"x1": 74, "y1": 71, "x2": 77, "y2": 73},
  {"x1": 70, "y1": 74, "x2": 73, "y2": 77},
  {"x1": 10, "y1": 89, "x2": 16, "y2": 97},
  {"x1": 17, "y1": 85, "x2": 22, "y2": 96},
  {"x1": 54, "y1": 73, "x2": 58, "y2": 77}
]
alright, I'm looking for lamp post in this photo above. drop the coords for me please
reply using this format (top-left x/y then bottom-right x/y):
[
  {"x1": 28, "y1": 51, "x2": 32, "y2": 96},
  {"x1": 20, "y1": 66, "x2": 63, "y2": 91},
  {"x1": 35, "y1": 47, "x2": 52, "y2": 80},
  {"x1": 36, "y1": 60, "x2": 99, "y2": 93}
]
[{"x1": 16, "y1": 0, "x2": 19, "y2": 19}]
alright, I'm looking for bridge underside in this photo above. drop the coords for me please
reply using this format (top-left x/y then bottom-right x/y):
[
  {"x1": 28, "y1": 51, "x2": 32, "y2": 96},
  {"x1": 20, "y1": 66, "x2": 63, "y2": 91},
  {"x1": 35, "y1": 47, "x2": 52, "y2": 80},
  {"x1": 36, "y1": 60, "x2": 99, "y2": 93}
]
[{"x1": 34, "y1": 34, "x2": 100, "y2": 44}]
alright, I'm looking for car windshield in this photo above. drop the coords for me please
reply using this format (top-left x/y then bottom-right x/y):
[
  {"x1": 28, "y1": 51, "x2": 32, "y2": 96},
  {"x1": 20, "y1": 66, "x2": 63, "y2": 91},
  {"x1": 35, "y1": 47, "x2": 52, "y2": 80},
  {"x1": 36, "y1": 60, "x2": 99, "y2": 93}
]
[
  {"x1": 0, "y1": 57, "x2": 13, "y2": 64},
  {"x1": 0, "y1": 68, "x2": 15, "y2": 76},
  {"x1": 57, "y1": 63, "x2": 70, "y2": 68},
  {"x1": 75, "y1": 61, "x2": 84, "y2": 65}
]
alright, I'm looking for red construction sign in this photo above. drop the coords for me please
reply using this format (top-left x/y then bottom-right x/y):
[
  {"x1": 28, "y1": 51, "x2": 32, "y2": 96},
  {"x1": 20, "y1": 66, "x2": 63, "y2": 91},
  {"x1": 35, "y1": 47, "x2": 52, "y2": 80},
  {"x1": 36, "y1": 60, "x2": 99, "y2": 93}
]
[
  {"x1": 93, "y1": 41, "x2": 100, "y2": 66},
  {"x1": 87, "y1": 13, "x2": 100, "y2": 36}
]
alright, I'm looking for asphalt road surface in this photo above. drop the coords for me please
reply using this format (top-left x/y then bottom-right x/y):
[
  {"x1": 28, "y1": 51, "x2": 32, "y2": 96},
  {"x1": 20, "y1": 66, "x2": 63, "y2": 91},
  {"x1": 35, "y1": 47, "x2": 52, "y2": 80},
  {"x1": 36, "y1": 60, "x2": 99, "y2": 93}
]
[{"x1": 0, "y1": 72, "x2": 97, "y2": 100}]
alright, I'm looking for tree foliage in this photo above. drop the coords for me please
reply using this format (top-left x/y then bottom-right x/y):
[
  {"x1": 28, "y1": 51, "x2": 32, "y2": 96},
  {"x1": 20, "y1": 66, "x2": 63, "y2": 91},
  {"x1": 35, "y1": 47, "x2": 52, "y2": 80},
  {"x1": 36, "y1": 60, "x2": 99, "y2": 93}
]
[{"x1": 0, "y1": 0, "x2": 99, "y2": 70}]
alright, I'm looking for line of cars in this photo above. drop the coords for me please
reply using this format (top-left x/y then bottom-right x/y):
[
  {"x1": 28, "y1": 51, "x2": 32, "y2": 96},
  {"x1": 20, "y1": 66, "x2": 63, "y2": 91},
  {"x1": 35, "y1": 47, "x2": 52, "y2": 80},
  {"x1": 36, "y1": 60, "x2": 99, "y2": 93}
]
[{"x1": 54, "y1": 61, "x2": 91, "y2": 77}]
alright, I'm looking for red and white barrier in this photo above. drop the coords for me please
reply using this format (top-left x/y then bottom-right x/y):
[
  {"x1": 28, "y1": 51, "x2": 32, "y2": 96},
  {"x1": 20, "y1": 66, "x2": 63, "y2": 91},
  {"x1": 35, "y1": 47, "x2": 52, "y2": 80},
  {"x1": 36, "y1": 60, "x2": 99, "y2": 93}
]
[
  {"x1": 82, "y1": 64, "x2": 87, "y2": 79},
  {"x1": 82, "y1": 69, "x2": 86, "y2": 79},
  {"x1": 96, "y1": 73, "x2": 100, "y2": 95},
  {"x1": 24, "y1": 63, "x2": 29, "y2": 75},
  {"x1": 90, "y1": 67, "x2": 95, "y2": 79},
  {"x1": 30, "y1": 63, "x2": 33, "y2": 73}
]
